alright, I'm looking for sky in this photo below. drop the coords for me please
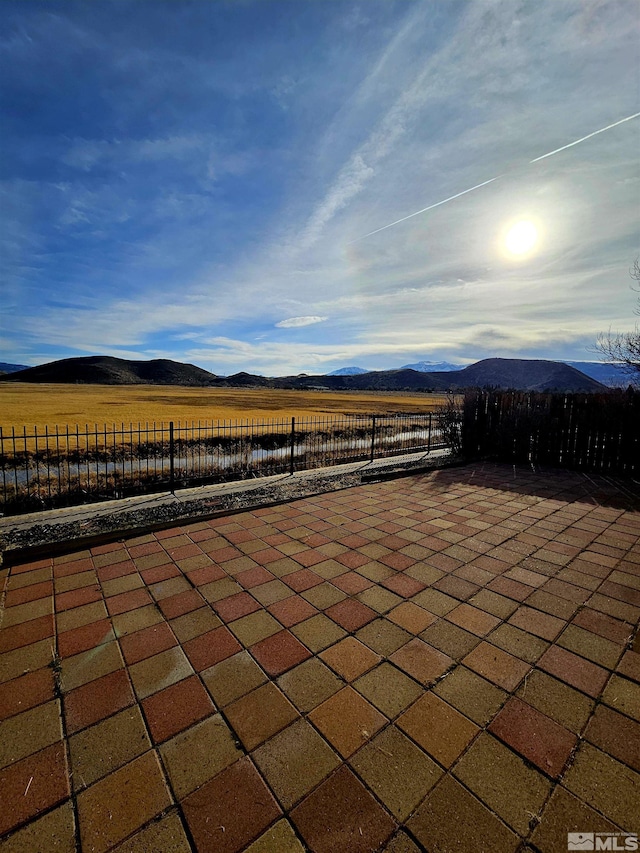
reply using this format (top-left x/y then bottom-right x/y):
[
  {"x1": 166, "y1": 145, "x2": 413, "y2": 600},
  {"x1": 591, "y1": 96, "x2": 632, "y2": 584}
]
[{"x1": 1, "y1": 0, "x2": 639, "y2": 376}]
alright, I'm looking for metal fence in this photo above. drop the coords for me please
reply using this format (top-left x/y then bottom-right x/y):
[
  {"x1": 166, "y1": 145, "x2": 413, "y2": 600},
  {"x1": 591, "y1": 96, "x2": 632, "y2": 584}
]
[{"x1": 0, "y1": 412, "x2": 446, "y2": 515}]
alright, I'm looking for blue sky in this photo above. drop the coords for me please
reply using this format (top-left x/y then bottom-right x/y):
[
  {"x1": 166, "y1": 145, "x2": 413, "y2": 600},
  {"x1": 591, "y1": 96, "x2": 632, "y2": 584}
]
[{"x1": 1, "y1": 0, "x2": 639, "y2": 376}]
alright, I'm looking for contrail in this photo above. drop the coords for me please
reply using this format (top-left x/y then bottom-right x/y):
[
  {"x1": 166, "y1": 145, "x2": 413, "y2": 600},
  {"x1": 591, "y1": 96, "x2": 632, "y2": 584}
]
[
  {"x1": 352, "y1": 176, "x2": 500, "y2": 241},
  {"x1": 353, "y1": 111, "x2": 640, "y2": 242},
  {"x1": 530, "y1": 111, "x2": 640, "y2": 163}
]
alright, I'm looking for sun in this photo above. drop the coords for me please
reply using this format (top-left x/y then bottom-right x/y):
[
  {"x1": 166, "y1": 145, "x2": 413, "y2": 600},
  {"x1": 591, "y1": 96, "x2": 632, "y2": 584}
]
[{"x1": 504, "y1": 219, "x2": 539, "y2": 257}]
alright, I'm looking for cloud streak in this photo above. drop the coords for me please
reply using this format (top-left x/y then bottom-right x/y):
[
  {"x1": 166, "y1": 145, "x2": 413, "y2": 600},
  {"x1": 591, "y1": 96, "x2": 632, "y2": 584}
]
[
  {"x1": 530, "y1": 112, "x2": 640, "y2": 164},
  {"x1": 352, "y1": 176, "x2": 501, "y2": 242},
  {"x1": 353, "y1": 111, "x2": 640, "y2": 243}
]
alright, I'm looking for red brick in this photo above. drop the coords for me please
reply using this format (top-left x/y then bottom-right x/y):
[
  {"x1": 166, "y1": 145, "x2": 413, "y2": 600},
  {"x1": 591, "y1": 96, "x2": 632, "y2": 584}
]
[
  {"x1": 542, "y1": 579, "x2": 590, "y2": 605},
  {"x1": 96, "y1": 560, "x2": 137, "y2": 582},
  {"x1": 183, "y1": 626, "x2": 241, "y2": 671},
  {"x1": 380, "y1": 552, "x2": 417, "y2": 571},
  {"x1": 325, "y1": 599, "x2": 377, "y2": 632},
  {"x1": 291, "y1": 765, "x2": 396, "y2": 853},
  {"x1": 119, "y1": 622, "x2": 178, "y2": 665},
  {"x1": 572, "y1": 608, "x2": 633, "y2": 645},
  {"x1": 166, "y1": 543, "x2": 201, "y2": 560},
  {"x1": 487, "y1": 577, "x2": 532, "y2": 602},
  {"x1": 0, "y1": 668, "x2": 55, "y2": 720},
  {"x1": 251, "y1": 629, "x2": 311, "y2": 676},
  {"x1": 142, "y1": 674, "x2": 214, "y2": 743},
  {"x1": 538, "y1": 645, "x2": 609, "y2": 698},
  {"x1": 57, "y1": 619, "x2": 115, "y2": 658},
  {"x1": 335, "y1": 551, "x2": 371, "y2": 569},
  {"x1": 4, "y1": 581, "x2": 53, "y2": 607},
  {"x1": 187, "y1": 564, "x2": 226, "y2": 586},
  {"x1": 251, "y1": 547, "x2": 283, "y2": 566},
  {"x1": 600, "y1": 579, "x2": 640, "y2": 606},
  {"x1": 381, "y1": 574, "x2": 426, "y2": 598},
  {"x1": 292, "y1": 549, "x2": 327, "y2": 568},
  {"x1": 489, "y1": 696, "x2": 577, "y2": 778},
  {"x1": 65, "y1": 669, "x2": 134, "y2": 733},
  {"x1": 128, "y1": 542, "x2": 164, "y2": 558},
  {"x1": 332, "y1": 572, "x2": 374, "y2": 595},
  {"x1": 105, "y1": 588, "x2": 152, "y2": 616},
  {"x1": 212, "y1": 591, "x2": 261, "y2": 622},
  {"x1": 268, "y1": 595, "x2": 318, "y2": 627},
  {"x1": 0, "y1": 743, "x2": 69, "y2": 836},
  {"x1": 0, "y1": 615, "x2": 54, "y2": 654},
  {"x1": 236, "y1": 566, "x2": 274, "y2": 589},
  {"x1": 183, "y1": 756, "x2": 281, "y2": 853},
  {"x1": 209, "y1": 545, "x2": 243, "y2": 563},
  {"x1": 283, "y1": 568, "x2": 324, "y2": 592},
  {"x1": 139, "y1": 564, "x2": 180, "y2": 584},
  {"x1": 55, "y1": 585, "x2": 102, "y2": 611},
  {"x1": 224, "y1": 528, "x2": 256, "y2": 544},
  {"x1": 158, "y1": 589, "x2": 204, "y2": 620}
]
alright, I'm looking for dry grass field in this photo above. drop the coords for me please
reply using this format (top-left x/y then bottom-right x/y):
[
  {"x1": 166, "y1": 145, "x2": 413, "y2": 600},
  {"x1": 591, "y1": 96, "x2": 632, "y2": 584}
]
[{"x1": 0, "y1": 383, "x2": 447, "y2": 433}]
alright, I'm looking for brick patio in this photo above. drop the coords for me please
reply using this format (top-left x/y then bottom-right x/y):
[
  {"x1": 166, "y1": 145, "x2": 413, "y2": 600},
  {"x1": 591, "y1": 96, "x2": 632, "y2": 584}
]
[{"x1": 0, "y1": 462, "x2": 639, "y2": 852}]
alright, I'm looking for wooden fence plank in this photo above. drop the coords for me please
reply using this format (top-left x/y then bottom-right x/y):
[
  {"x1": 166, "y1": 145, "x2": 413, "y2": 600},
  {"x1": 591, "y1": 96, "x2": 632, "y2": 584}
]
[{"x1": 463, "y1": 390, "x2": 638, "y2": 475}]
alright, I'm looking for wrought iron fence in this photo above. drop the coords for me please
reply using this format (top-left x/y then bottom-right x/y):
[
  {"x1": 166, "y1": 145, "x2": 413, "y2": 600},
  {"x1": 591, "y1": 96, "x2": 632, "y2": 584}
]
[{"x1": 0, "y1": 413, "x2": 447, "y2": 515}]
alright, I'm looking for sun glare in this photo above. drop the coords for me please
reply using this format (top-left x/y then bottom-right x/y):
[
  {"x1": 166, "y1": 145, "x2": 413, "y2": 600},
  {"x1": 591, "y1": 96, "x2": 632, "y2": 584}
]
[{"x1": 504, "y1": 219, "x2": 538, "y2": 257}]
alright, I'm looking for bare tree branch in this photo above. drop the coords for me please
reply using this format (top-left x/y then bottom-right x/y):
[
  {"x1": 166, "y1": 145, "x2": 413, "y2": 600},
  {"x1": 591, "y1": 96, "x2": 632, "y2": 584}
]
[{"x1": 593, "y1": 259, "x2": 640, "y2": 379}]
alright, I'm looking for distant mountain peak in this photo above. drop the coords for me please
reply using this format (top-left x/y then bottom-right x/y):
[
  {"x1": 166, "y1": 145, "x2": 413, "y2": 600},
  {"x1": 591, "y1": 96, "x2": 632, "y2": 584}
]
[
  {"x1": 0, "y1": 361, "x2": 30, "y2": 374},
  {"x1": 327, "y1": 366, "x2": 369, "y2": 375},
  {"x1": 400, "y1": 360, "x2": 461, "y2": 372}
]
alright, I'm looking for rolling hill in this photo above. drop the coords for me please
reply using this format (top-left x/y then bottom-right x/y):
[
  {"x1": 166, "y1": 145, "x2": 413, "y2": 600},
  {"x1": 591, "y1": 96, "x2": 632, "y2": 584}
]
[
  {"x1": 1, "y1": 356, "x2": 218, "y2": 386},
  {"x1": 1, "y1": 355, "x2": 608, "y2": 392}
]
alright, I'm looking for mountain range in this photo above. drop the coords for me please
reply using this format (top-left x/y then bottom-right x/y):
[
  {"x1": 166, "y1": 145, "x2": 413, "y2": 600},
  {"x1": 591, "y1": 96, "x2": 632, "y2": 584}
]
[
  {"x1": 0, "y1": 361, "x2": 30, "y2": 375},
  {"x1": 0, "y1": 355, "x2": 613, "y2": 392},
  {"x1": 328, "y1": 360, "x2": 631, "y2": 386}
]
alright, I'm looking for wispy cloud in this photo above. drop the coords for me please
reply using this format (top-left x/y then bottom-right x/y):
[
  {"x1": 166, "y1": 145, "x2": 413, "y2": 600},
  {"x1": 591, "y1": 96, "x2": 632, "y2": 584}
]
[{"x1": 275, "y1": 316, "x2": 328, "y2": 329}]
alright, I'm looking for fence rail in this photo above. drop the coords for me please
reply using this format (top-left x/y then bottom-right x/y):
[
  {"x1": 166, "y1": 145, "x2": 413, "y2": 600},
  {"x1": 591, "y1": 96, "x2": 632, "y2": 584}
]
[
  {"x1": 0, "y1": 413, "x2": 446, "y2": 515},
  {"x1": 462, "y1": 390, "x2": 639, "y2": 475}
]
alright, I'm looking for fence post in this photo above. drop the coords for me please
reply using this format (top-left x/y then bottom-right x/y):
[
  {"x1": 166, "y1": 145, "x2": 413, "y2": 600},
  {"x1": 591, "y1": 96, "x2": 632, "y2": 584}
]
[
  {"x1": 169, "y1": 421, "x2": 175, "y2": 493},
  {"x1": 428, "y1": 412, "x2": 432, "y2": 453},
  {"x1": 290, "y1": 417, "x2": 295, "y2": 475},
  {"x1": 370, "y1": 416, "x2": 376, "y2": 463}
]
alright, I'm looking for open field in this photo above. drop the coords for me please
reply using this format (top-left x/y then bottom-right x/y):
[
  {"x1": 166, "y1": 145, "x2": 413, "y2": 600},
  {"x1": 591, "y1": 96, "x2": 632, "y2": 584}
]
[{"x1": 0, "y1": 383, "x2": 447, "y2": 432}]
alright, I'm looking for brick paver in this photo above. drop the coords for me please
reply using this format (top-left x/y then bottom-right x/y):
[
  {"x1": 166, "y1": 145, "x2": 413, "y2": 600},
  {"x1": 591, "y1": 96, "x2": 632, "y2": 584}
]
[{"x1": 1, "y1": 462, "x2": 639, "y2": 850}]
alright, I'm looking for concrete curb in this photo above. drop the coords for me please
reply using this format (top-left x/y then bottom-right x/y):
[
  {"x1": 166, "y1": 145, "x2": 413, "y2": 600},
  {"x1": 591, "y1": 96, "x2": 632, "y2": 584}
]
[{"x1": 1, "y1": 450, "x2": 456, "y2": 566}]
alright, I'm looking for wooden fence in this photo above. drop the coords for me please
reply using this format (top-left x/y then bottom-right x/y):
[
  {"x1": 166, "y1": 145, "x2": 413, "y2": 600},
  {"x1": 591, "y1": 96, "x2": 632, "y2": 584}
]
[{"x1": 462, "y1": 390, "x2": 639, "y2": 475}]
